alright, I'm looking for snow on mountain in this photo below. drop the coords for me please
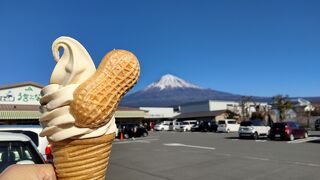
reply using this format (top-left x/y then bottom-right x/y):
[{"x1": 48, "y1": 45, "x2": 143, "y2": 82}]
[{"x1": 143, "y1": 74, "x2": 203, "y2": 91}]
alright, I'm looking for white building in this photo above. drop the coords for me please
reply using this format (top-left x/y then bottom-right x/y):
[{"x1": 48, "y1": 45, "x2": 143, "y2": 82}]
[
  {"x1": 180, "y1": 100, "x2": 269, "y2": 117},
  {"x1": 139, "y1": 107, "x2": 180, "y2": 119},
  {"x1": 180, "y1": 100, "x2": 239, "y2": 113}
]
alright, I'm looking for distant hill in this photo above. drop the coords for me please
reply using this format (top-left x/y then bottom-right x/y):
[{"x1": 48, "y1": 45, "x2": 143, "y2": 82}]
[
  {"x1": 120, "y1": 74, "x2": 319, "y2": 107},
  {"x1": 121, "y1": 74, "x2": 262, "y2": 107}
]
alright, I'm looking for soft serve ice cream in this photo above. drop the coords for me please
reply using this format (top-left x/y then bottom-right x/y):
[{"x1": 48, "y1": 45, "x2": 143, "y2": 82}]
[
  {"x1": 39, "y1": 36, "x2": 116, "y2": 142},
  {"x1": 39, "y1": 36, "x2": 140, "y2": 180}
]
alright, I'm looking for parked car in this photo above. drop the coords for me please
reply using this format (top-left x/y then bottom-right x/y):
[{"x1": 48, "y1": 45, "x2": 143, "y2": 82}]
[
  {"x1": 191, "y1": 121, "x2": 217, "y2": 132},
  {"x1": 154, "y1": 121, "x2": 173, "y2": 131},
  {"x1": 269, "y1": 121, "x2": 308, "y2": 141},
  {"x1": 315, "y1": 119, "x2": 320, "y2": 131},
  {"x1": 217, "y1": 119, "x2": 240, "y2": 133},
  {"x1": 238, "y1": 120, "x2": 270, "y2": 139},
  {"x1": 177, "y1": 120, "x2": 198, "y2": 132},
  {"x1": 118, "y1": 124, "x2": 148, "y2": 139},
  {"x1": 173, "y1": 121, "x2": 183, "y2": 131},
  {"x1": 0, "y1": 125, "x2": 49, "y2": 161},
  {"x1": 0, "y1": 132, "x2": 45, "y2": 173}
]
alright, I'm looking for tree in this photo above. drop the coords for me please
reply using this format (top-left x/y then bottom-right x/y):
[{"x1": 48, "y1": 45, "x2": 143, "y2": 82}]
[
  {"x1": 239, "y1": 96, "x2": 253, "y2": 121},
  {"x1": 272, "y1": 95, "x2": 292, "y2": 121},
  {"x1": 225, "y1": 110, "x2": 239, "y2": 119}
]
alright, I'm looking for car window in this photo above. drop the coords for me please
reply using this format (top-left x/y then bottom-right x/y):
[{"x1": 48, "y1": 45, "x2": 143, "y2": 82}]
[
  {"x1": 0, "y1": 141, "x2": 44, "y2": 173},
  {"x1": 182, "y1": 122, "x2": 189, "y2": 125},
  {"x1": 287, "y1": 122, "x2": 297, "y2": 128},
  {"x1": 190, "y1": 122, "x2": 197, "y2": 125},
  {"x1": 294, "y1": 122, "x2": 300, "y2": 128},
  {"x1": 272, "y1": 123, "x2": 286, "y2": 129},
  {"x1": 251, "y1": 120, "x2": 264, "y2": 126},
  {"x1": 218, "y1": 121, "x2": 225, "y2": 125},
  {"x1": 227, "y1": 121, "x2": 236, "y2": 124}
]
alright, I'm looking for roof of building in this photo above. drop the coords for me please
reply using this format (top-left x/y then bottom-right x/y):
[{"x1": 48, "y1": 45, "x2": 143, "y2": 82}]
[
  {"x1": 0, "y1": 82, "x2": 44, "y2": 90},
  {"x1": 0, "y1": 106, "x2": 146, "y2": 120},
  {"x1": 117, "y1": 106, "x2": 147, "y2": 112},
  {"x1": 0, "y1": 111, "x2": 41, "y2": 119},
  {"x1": 174, "y1": 110, "x2": 226, "y2": 119}
]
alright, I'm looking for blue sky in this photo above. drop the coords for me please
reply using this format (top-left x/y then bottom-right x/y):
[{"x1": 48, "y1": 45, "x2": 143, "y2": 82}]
[{"x1": 0, "y1": 0, "x2": 319, "y2": 97}]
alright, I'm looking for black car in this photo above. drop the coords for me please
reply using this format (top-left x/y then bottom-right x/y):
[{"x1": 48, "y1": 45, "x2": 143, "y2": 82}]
[
  {"x1": 315, "y1": 119, "x2": 320, "y2": 131},
  {"x1": 191, "y1": 121, "x2": 217, "y2": 132},
  {"x1": 118, "y1": 124, "x2": 148, "y2": 139}
]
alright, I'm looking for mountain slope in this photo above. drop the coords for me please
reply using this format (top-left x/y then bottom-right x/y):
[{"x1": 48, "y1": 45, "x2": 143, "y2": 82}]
[{"x1": 121, "y1": 74, "x2": 243, "y2": 107}]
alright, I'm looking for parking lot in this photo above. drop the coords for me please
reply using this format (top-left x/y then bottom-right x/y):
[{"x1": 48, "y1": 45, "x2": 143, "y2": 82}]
[{"x1": 108, "y1": 131, "x2": 320, "y2": 180}]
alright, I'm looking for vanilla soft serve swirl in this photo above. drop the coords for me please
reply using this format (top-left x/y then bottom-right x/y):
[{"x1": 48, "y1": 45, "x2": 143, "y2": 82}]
[{"x1": 40, "y1": 36, "x2": 116, "y2": 142}]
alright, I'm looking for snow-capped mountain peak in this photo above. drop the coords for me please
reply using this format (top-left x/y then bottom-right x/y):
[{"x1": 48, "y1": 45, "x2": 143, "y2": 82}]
[{"x1": 144, "y1": 74, "x2": 203, "y2": 91}]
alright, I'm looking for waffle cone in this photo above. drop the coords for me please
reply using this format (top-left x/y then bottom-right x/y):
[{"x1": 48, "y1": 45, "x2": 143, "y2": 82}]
[{"x1": 51, "y1": 133, "x2": 115, "y2": 180}]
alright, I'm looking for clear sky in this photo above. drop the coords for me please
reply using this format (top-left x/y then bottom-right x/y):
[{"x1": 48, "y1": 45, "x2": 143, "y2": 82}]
[{"x1": 0, "y1": 0, "x2": 319, "y2": 97}]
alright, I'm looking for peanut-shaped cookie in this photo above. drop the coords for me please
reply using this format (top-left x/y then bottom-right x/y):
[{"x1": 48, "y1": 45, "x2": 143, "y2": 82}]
[{"x1": 70, "y1": 49, "x2": 140, "y2": 128}]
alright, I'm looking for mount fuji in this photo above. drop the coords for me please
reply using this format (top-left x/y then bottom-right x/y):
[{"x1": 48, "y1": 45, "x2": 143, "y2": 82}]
[{"x1": 120, "y1": 74, "x2": 245, "y2": 107}]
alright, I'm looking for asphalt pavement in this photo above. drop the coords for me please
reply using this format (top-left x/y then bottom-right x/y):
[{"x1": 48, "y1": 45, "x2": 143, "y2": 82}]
[{"x1": 107, "y1": 131, "x2": 320, "y2": 180}]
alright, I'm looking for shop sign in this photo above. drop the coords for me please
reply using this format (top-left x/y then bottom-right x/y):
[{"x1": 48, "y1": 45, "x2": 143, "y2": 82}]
[{"x1": 0, "y1": 86, "x2": 41, "y2": 105}]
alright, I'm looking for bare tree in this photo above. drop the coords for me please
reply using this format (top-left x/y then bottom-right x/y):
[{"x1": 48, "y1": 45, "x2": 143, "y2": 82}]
[
  {"x1": 272, "y1": 95, "x2": 292, "y2": 121},
  {"x1": 239, "y1": 96, "x2": 253, "y2": 121}
]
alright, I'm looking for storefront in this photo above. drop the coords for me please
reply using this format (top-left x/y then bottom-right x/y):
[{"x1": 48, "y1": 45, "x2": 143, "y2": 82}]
[
  {"x1": 0, "y1": 82, "x2": 146, "y2": 125},
  {"x1": 0, "y1": 82, "x2": 42, "y2": 124}
]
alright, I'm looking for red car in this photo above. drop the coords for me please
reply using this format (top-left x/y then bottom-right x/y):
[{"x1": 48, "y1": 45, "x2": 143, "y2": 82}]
[{"x1": 269, "y1": 121, "x2": 308, "y2": 141}]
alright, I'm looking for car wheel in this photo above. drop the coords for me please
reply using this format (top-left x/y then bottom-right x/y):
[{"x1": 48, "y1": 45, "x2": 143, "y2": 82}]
[
  {"x1": 289, "y1": 134, "x2": 294, "y2": 141},
  {"x1": 253, "y1": 132, "x2": 259, "y2": 140},
  {"x1": 161, "y1": 128, "x2": 164, "y2": 131},
  {"x1": 143, "y1": 132, "x2": 148, "y2": 137},
  {"x1": 304, "y1": 132, "x2": 308, "y2": 138},
  {"x1": 227, "y1": 129, "x2": 230, "y2": 133}
]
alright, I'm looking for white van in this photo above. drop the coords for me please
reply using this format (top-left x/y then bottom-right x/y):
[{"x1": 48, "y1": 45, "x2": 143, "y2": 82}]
[
  {"x1": 217, "y1": 119, "x2": 240, "y2": 133},
  {"x1": 179, "y1": 120, "x2": 198, "y2": 132}
]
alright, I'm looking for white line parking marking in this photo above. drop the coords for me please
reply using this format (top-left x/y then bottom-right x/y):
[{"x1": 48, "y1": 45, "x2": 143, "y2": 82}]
[
  {"x1": 287, "y1": 137, "x2": 320, "y2": 144},
  {"x1": 163, "y1": 143, "x2": 216, "y2": 150},
  {"x1": 245, "y1": 156, "x2": 270, "y2": 161},
  {"x1": 255, "y1": 140, "x2": 267, "y2": 142},
  {"x1": 113, "y1": 138, "x2": 159, "y2": 145},
  {"x1": 293, "y1": 162, "x2": 320, "y2": 167}
]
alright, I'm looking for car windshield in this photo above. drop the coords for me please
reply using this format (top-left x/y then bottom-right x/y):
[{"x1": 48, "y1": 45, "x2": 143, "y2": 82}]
[
  {"x1": 251, "y1": 120, "x2": 264, "y2": 126},
  {"x1": 218, "y1": 121, "x2": 225, "y2": 125},
  {"x1": 240, "y1": 121, "x2": 253, "y2": 126},
  {"x1": 0, "y1": 141, "x2": 44, "y2": 173}
]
